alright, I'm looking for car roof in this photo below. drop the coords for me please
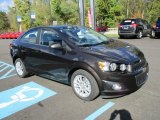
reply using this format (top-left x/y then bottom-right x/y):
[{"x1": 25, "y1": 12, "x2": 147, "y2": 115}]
[{"x1": 27, "y1": 25, "x2": 82, "y2": 32}]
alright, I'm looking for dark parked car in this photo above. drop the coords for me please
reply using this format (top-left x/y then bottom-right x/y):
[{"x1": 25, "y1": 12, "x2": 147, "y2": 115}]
[
  {"x1": 10, "y1": 26, "x2": 149, "y2": 101},
  {"x1": 118, "y1": 18, "x2": 152, "y2": 39},
  {"x1": 150, "y1": 17, "x2": 160, "y2": 38}
]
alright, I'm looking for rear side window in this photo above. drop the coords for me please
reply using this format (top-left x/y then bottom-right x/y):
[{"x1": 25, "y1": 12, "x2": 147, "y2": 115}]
[
  {"x1": 21, "y1": 30, "x2": 38, "y2": 44},
  {"x1": 121, "y1": 19, "x2": 136, "y2": 25},
  {"x1": 40, "y1": 30, "x2": 61, "y2": 46}
]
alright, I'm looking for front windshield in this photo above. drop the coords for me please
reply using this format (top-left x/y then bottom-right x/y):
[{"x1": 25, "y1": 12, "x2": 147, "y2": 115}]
[{"x1": 58, "y1": 26, "x2": 109, "y2": 46}]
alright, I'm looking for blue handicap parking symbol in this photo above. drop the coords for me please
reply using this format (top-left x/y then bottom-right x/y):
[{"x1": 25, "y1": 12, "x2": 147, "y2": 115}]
[
  {"x1": 0, "y1": 82, "x2": 57, "y2": 119},
  {"x1": 0, "y1": 61, "x2": 17, "y2": 80}
]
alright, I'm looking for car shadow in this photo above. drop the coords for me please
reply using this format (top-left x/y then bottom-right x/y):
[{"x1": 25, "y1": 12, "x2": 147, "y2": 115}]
[{"x1": 109, "y1": 109, "x2": 133, "y2": 120}]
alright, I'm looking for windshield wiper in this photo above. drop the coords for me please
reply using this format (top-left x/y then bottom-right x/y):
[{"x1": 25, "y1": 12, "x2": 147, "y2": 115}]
[
  {"x1": 78, "y1": 39, "x2": 114, "y2": 47},
  {"x1": 78, "y1": 44, "x2": 95, "y2": 47}
]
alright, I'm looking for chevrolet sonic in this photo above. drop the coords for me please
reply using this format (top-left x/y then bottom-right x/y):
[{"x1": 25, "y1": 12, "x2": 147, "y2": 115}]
[{"x1": 10, "y1": 26, "x2": 149, "y2": 101}]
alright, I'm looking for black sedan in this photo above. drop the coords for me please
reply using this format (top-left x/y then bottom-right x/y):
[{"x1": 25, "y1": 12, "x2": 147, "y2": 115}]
[{"x1": 10, "y1": 26, "x2": 149, "y2": 101}]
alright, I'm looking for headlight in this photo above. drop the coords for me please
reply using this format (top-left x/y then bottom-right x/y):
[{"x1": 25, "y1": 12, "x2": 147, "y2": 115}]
[
  {"x1": 120, "y1": 64, "x2": 126, "y2": 71},
  {"x1": 120, "y1": 64, "x2": 132, "y2": 72},
  {"x1": 127, "y1": 65, "x2": 132, "y2": 72},
  {"x1": 98, "y1": 62, "x2": 110, "y2": 72},
  {"x1": 98, "y1": 62, "x2": 117, "y2": 72},
  {"x1": 98, "y1": 62, "x2": 132, "y2": 72},
  {"x1": 109, "y1": 63, "x2": 117, "y2": 71}
]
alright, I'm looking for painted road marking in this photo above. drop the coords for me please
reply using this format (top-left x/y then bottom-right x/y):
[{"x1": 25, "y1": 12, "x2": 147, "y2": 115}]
[
  {"x1": 0, "y1": 61, "x2": 16, "y2": 80},
  {"x1": 85, "y1": 102, "x2": 115, "y2": 120},
  {"x1": 0, "y1": 82, "x2": 57, "y2": 119}
]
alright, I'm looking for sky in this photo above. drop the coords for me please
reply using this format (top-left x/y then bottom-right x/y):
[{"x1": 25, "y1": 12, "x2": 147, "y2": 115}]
[{"x1": 0, "y1": 0, "x2": 14, "y2": 12}]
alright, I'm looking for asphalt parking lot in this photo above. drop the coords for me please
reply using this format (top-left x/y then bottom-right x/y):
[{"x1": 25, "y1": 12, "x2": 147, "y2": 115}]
[{"x1": 0, "y1": 37, "x2": 160, "y2": 120}]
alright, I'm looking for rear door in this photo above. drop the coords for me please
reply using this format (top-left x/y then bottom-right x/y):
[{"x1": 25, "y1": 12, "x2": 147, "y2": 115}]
[
  {"x1": 142, "y1": 20, "x2": 151, "y2": 34},
  {"x1": 141, "y1": 19, "x2": 148, "y2": 34},
  {"x1": 18, "y1": 28, "x2": 41, "y2": 71}
]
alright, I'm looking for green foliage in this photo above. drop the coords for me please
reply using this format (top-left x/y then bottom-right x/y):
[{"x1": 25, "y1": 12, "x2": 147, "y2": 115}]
[
  {"x1": 96, "y1": 0, "x2": 123, "y2": 27},
  {"x1": 6, "y1": 0, "x2": 160, "y2": 31},
  {"x1": 0, "y1": 11, "x2": 10, "y2": 32},
  {"x1": 145, "y1": 0, "x2": 160, "y2": 24},
  {"x1": 51, "y1": 0, "x2": 79, "y2": 25}
]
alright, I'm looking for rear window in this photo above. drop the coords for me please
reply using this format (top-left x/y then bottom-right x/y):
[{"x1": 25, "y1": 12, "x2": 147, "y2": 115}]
[{"x1": 121, "y1": 19, "x2": 136, "y2": 25}]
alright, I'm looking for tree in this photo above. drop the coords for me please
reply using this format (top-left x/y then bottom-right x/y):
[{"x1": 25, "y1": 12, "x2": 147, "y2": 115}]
[
  {"x1": 51, "y1": 0, "x2": 79, "y2": 25},
  {"x1": 13, "y1": 0, "x2": 31, "y2": 30},
  {"x1": 145, "y1": 0, "x2": 160, "y2": 24},
  {"x1": 0, "y1": 11, "x2": 10, "y2": 32},
  {"x1": 96, "y1": 0, "x2": 123, "y2": 27}
]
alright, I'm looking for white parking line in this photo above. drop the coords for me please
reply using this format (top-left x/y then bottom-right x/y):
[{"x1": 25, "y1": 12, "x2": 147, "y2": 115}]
[{"x1": 0, "y1": 61, "x2": 16, "y2": 80}]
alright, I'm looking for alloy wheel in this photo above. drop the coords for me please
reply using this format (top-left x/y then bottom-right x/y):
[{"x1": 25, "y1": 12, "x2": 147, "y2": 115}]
[
  {"x1": 73, "y1": 75, "x2": 91, "y2": 98},
  {"x1": 15, "y1": 61, "x2": 24, "y2": 76}
]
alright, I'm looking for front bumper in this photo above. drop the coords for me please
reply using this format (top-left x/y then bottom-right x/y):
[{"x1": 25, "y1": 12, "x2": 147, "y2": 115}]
[{"x1": 100, "y1": 62, "x2": 149, "y2": 98}]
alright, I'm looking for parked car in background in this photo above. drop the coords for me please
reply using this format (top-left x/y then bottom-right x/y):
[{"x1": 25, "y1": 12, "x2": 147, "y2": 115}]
[
  {"x1": 96, "y1": 26, "x2": 108, "y2": 32},
  {"x1": 10, "y1": 26, "x2": 149, "y2": 101},
  {"x1": 150, "y1": 17, "x2": 160, "y2": 38},
  {"x1": 118, "y1": 18, "x2": 152, "y2": 39}
]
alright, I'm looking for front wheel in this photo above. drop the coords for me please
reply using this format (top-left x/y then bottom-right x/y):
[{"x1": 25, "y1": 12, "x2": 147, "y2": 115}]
[
  {"x1": 15, "y1": 58, "x2": 29, "y2": 78},
  {"x1": 150, "y1": 30, "x2": 156, "y2": 38},
  {"x1": 71, "y1": 69, "x2": 99, "y2": 101},
  {"x1": 137, "y1": 30, "x2": 143, "y2": 39}
]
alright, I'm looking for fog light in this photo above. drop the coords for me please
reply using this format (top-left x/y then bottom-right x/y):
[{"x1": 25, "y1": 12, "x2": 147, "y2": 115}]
[{"x1": 112, "y1": 83, "x2": 122, "y2": 90}]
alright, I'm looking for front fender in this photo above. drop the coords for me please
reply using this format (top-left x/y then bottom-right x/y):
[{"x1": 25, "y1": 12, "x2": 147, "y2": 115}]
[{"x1": 68, "y1": 62, "x2": 102, "y2": 89}]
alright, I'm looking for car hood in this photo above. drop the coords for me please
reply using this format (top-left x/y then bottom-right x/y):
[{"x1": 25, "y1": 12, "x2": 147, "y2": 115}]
[{"x1": 82, "y1": 40, "x2": 144, "y2": 63}]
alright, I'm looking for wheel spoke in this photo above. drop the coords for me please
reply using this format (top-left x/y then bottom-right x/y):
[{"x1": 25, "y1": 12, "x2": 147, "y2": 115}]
[
  {"x1": 16, "y1": 61, "x2": 23, "y2": 76},
  {"x1": 73, "y1": 75, "x2": 91, "y2": 98}
]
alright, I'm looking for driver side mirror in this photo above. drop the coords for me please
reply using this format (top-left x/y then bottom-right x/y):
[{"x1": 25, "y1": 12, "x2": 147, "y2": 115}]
[{"x1": 50, "y1": 41, "x2": 62, "y2": 49}]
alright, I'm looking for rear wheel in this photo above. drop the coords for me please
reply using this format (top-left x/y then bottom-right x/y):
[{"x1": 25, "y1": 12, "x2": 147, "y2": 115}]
[
  {"x1": 137, "y1": 30, "x2": 143, "y2": 39},
  {"x1": 71, "y1": 69, "x2": 99, "y2": 101},
  {"x1": 15, "y1": 58, "x2": 29, "y2": 78}
]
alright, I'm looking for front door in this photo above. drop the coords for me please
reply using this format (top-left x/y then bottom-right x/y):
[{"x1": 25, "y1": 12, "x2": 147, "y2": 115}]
[{"x1": 35, "y1": 28, "x2": 74, "y2": 84}]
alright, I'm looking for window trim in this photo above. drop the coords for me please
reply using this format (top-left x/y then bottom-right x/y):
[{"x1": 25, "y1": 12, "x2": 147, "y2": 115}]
[
  {"x1": 39, "y1": 28, "x2": 62, "y2": 47},
  {"x1": 19, "y1": 29, "x2": 40, "y2": 45}
]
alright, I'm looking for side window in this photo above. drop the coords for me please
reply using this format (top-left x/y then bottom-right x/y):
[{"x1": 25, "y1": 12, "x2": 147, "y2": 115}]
[
  {"x1": 21, "y1": 30, "x2": 38, "y2": 44},
  {"x1": 139, "y1": 19, "x2": 143, "y2": 25},
  {"x1": 41, "y1": 30, "x2": 61, "y2": 46}
]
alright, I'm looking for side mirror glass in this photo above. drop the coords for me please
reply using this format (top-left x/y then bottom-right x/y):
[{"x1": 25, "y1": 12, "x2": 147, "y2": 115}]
[{"x1": 50, "y1": 41, "x2": 62, "y2": 49}]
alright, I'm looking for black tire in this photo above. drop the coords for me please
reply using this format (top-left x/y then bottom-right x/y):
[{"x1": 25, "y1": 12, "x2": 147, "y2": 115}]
[
  {"x1": 119, "y1": 35, "x2": 124, "y2": 39},
  {"x1": 15, "y1": 58, "x2": 29, "y2": 78},
  {"x1": 71, "y1": 69, "x2": 99, "y2": 101},
  {"x1": 137, "y1": 30, "x2": 143, "y2": 39}
]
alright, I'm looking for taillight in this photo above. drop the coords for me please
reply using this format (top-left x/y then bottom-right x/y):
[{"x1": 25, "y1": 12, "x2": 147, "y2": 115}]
[
  {"x1": 131, "y1": 24, "x2": 137, "y2": 27},
  {"x1": 118, "y1": 24, "x2": 122, "y2": 28}
]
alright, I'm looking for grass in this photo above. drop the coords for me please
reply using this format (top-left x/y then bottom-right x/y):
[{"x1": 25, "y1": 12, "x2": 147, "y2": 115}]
[{"x1": 104, "y1": 33, "x2": 119, "y2": 38}]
